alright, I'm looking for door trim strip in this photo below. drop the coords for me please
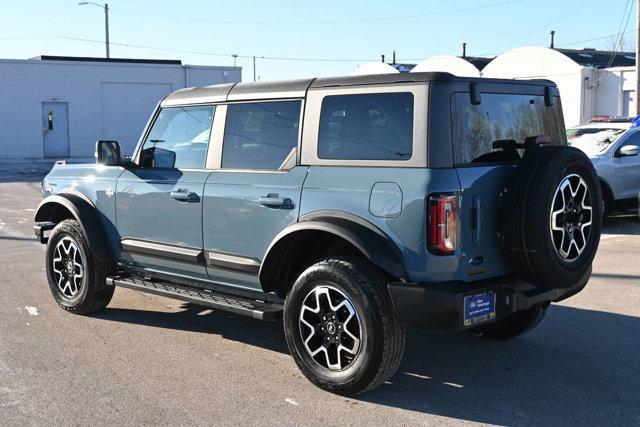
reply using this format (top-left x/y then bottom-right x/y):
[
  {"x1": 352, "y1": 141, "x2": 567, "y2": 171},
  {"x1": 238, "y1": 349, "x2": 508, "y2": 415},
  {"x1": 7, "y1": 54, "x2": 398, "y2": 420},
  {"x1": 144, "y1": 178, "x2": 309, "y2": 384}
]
[
  {"x1": 206, "y1": 251, "x2": 261, "y2": 275},
  {"x1": 121, "y1": 238, "x2": 203, "y2": 263}
]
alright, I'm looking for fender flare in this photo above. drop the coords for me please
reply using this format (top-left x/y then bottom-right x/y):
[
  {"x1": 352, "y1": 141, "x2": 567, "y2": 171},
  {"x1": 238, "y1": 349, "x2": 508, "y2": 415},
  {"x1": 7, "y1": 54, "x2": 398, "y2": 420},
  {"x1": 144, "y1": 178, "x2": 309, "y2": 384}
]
[
  {"x1": 259, "y1": 210, "x2": 407, "y2": 291},
  {"x1": 34, "y1": 192, "x2": 113, "y2": 262}
]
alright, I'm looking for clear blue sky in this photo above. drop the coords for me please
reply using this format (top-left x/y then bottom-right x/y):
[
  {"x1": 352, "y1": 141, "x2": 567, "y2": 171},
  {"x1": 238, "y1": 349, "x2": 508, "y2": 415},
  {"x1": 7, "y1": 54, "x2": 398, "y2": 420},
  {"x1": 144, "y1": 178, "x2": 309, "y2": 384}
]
[{"x1": 0, "y1": 0, "x2": 636, "y2": 81}]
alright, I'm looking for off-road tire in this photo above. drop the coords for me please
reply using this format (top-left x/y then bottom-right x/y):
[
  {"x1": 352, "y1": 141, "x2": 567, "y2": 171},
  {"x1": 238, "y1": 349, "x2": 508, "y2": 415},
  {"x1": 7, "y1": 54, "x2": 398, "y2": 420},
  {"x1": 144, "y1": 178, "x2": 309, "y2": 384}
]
[
  {"x1": 501, "y1": 146, "x2": 602, "y2": 289},
  {"x1": 284, "y1": 257, "x2": 405, "y2": 395},
  {"x1": 475, "y1": 303, "x2": 549, "y2": 340},
  {"x1": 45, "y1": 219, "x2": 115, "y2": 314}
]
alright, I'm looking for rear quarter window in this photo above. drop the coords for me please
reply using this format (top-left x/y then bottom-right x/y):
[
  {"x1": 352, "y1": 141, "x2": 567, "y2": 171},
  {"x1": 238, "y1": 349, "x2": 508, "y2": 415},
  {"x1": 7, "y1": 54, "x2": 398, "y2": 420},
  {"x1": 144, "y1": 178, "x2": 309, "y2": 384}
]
[
  {"x1": 451, "y1": 92, "x2": 566, "y2": 165},
  {"x1": 317, "y1": 92, "x2": 413, "y2": 161}
]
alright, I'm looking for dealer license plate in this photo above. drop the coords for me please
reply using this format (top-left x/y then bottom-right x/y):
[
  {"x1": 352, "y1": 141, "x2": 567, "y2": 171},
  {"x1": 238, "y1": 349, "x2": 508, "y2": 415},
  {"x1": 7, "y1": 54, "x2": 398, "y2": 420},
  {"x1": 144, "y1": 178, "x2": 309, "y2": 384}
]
[{"x1": 463, "y1": 291, "x2": 496, "y2": 326}]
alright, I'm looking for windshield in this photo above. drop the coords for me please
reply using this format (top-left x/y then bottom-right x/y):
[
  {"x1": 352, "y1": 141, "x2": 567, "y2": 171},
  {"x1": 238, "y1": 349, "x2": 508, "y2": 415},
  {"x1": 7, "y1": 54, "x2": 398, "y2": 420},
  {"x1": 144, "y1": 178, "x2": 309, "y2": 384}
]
[{"x1": 567, "y1": 128, "x2": 625, "y2": 156}]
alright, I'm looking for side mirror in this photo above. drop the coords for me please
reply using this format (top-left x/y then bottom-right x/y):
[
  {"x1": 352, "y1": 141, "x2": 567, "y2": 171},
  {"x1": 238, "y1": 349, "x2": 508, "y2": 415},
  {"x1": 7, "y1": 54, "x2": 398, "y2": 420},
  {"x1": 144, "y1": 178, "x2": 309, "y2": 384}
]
[
  {"x1": 96, "y1": 140, "x2": 121, "y2": 166},
  {"x1": 618, "y1": 145, "x2": 640, "y2": 157}
]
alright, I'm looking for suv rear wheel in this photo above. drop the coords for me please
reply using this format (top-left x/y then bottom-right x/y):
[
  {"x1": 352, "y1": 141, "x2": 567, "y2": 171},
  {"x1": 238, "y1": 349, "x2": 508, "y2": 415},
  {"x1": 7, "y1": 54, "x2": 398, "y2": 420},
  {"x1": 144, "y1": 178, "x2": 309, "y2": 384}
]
[
  {"x1": 45, "y1": 219, "x2": 115, "y2": 314},
  {"x1": 283, "y1": 257, "x2": 405, "y2": 395}
]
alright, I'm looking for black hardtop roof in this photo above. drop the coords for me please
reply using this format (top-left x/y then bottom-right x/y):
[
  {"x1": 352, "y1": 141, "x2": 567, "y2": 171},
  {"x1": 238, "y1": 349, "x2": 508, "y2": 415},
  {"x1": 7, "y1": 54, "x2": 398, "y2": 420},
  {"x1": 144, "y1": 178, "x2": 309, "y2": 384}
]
[{"x1": 161, "y1": 72, "x2": 557, "y2": 106}]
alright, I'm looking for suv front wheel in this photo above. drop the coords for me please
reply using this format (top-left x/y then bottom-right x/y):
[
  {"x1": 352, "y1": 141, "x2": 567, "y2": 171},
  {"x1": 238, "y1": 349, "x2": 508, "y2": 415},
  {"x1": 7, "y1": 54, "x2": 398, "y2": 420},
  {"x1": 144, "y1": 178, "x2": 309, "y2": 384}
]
[
  {"x1": 284, "y1": 257, "x2": 405, "y2": 395},
  {"x1": 45, "y1": 219, "x2": 115, "y2": 314}
]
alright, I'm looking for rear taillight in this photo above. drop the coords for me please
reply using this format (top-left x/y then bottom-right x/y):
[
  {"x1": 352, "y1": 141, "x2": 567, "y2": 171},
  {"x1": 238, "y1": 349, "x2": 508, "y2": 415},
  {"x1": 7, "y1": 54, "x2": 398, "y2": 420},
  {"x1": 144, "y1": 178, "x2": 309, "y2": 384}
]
[{"x1": 427, "y1": 194, "x2": 458, "y2": 255}]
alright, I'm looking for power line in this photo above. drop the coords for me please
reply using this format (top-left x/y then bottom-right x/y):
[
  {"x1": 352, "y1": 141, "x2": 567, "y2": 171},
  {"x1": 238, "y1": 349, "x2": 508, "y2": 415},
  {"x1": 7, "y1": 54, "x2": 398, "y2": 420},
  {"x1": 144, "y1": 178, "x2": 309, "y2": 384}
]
[
  {"x1": 606, "y1": 0, "x2": 635, "y2": 68},
  {"x1": 39, "y1": 36, "x2": 374, "y2": 62},
  {"x1": 3, "y1": 28, "x2": 637, "y2": 65},
  {"x1": 483, "y1": 0, "x2": 598, "y2": 55},
  {"x1": 555, "y1": 29, "x2": 636, "y2": 48},
  {"x1": 108, "y1": 0, "x2": 525, "y2": 26}
]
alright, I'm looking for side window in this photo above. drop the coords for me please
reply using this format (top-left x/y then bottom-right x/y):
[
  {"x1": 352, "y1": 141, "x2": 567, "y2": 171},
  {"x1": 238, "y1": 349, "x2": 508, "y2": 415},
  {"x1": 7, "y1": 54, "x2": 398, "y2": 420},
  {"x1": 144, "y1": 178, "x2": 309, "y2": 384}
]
[
  {"x1": 317, "y1": 92, "x2": 413, "y2": 160},
  {"x1": 140, "y1": 106, "x2": 215, "y2": 169},
  {"x1": 620, "y1": 130, "x2": 640, "y2": 148},
  {"x1": 222, "y1": 101, "x2": 301, "y2": 170}
]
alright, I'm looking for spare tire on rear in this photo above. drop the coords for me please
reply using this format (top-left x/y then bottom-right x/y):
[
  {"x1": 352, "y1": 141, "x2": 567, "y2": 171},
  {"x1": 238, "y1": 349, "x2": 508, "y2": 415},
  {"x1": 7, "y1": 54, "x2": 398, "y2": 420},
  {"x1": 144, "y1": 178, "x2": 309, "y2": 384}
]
[{"x1": 501, "y1": 146, "x2": 602, "y2": 289}]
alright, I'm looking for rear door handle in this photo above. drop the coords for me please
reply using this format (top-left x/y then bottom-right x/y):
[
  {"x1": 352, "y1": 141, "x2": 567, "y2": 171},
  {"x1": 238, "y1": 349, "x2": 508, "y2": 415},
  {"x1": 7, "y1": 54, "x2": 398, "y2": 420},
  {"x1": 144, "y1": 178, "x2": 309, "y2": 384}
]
[
  {"x1": 259, "y1": 193, "x2": 293, "y2": 209},
  {"x1": 170, "y1": 189, "x2": 198, "y2": 202}
]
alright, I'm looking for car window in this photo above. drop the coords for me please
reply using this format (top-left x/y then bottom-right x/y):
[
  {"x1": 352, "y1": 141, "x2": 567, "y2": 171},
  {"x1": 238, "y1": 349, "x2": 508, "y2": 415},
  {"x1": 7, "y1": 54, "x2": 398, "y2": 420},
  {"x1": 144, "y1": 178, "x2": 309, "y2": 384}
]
[
  {"x1": 317, "y1": 92, "x2": 413, "y2": 160},
  {"x1": 451, "y1": 93, "x2": 565, "y2": 165},
  {"x1": 140, "y1": 106, "x2": 215, "y2": 169},
  {"x1": 619, "y1": 130, "x2": 640, "y2": 148},
  {"x1": 221, "y1": 101, "x2": 301, "y2": 170}
]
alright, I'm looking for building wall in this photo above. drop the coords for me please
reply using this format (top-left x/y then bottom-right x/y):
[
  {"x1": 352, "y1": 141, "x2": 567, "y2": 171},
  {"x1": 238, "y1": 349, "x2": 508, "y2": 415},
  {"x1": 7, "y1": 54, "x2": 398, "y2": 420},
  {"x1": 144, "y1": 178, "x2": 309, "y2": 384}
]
[
  {"x1": 0, "y1": 59, "x2": 241, "y2": 159},
  {"x1": 594, "y1": 67, "x2": 637, "y2": 117}
]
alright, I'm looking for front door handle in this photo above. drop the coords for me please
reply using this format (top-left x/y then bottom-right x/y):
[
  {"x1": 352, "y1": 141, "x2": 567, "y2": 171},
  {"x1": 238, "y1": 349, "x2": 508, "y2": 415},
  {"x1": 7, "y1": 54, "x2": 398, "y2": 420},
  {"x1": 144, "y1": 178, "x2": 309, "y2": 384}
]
[
  {"x1": 170, "y1": 189, "x2": 198, "y2": 202},
  {"x1": 259, "y1": 193, "x2": 293, "y2": 209}
]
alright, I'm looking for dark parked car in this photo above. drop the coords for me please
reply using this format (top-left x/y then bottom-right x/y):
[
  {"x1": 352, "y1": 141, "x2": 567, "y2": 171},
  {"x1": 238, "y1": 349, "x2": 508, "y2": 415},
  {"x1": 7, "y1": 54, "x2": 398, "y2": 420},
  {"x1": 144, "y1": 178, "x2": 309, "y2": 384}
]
[{"x1": 34, "y1": 73, "x2": 602, "y2": 395}]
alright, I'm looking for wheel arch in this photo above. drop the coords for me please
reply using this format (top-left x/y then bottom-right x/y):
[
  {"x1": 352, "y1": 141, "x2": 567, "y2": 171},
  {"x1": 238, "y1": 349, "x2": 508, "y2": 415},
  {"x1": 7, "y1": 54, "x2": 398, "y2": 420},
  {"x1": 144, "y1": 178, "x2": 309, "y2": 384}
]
[
  {"x1": 34, "y1": 192, "x2": 113, "y2": 262},
  {"x1": 259, "y1": 211, "x2": 407, "y2": 296}
]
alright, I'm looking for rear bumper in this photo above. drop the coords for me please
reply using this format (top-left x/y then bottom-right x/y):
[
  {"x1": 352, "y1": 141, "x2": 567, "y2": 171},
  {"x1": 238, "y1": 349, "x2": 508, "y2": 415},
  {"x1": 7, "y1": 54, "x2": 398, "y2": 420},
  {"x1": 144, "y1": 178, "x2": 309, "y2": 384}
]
[{"x1": 388, "y1": 274, "x2": 587, "y2": 331}]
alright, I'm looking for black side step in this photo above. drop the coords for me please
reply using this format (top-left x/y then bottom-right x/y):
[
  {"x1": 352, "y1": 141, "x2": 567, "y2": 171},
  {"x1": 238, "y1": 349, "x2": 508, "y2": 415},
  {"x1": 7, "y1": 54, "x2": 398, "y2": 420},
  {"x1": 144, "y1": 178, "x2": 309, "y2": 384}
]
[{"x1": 106, "y1": 276, "x2": 283, "y2": 321}]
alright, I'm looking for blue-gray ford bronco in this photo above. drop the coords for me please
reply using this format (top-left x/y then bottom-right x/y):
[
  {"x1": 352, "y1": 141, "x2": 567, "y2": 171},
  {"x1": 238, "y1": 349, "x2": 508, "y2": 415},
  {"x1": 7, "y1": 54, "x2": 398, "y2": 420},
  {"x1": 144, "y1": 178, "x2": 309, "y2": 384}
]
[{"x1": 34, "y1": 73, "x2": 602, "y2": 395}]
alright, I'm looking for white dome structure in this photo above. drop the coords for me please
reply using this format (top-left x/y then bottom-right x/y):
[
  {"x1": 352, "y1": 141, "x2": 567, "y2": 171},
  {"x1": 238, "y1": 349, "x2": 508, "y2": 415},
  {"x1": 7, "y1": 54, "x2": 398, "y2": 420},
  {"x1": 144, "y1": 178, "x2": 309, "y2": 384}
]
[
  {"x1": 482, "y1": 46, "x2": 582, "y2": 78},
  {"x1": 410, "y1": 55, "x2": 480, "y2": 77},
  {"x1": 482, "y1": 46, "x2": 590, "y2": 128},
  {"x1": 351, "y1": 62, "x2": 400, "y2": 76}
]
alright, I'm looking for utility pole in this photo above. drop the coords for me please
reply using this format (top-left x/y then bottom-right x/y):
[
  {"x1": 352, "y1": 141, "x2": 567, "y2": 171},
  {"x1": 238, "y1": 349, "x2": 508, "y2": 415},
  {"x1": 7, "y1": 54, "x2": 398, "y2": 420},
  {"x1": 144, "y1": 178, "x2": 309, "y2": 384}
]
[
  {"x1": 104, "y1": 3, "x2": 110, "y2": 58},
  {"x1": 253, "y1": 56, "x2": 256, "y2": 82},
  {"x1": 550, "y1": 30, "x2": 555, "y2": 49},
  {"x1": 636, "y1": 1, "x2": 640, "y2": 116},
  {"x1": 78, "y1": 2, "x2": 110, "y2": 58},
  {"x1": 232, "y1": 54, "x2": 238, "y2": 67}
]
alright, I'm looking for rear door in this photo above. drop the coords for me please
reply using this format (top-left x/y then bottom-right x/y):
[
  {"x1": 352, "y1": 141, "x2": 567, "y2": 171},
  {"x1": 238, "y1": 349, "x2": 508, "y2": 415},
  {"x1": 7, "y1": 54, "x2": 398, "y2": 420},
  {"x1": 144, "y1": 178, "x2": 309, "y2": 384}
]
[
  {"x1": 451, "y1": 91, "x2": 566, "y2": 280},
  {"x1": 116, "y1": 105, "x2": 217, "y2": 282},
  {"x1": 202, "y1": 100, "x2": 307, "y2": 291}
]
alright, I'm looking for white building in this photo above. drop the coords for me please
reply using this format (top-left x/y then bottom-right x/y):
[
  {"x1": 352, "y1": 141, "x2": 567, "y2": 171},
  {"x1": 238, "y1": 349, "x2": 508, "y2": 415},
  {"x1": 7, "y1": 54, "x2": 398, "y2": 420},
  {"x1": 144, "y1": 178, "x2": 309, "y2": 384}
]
[{"x1": 0, "y1": 56, "x2": 241, "y2": 159}]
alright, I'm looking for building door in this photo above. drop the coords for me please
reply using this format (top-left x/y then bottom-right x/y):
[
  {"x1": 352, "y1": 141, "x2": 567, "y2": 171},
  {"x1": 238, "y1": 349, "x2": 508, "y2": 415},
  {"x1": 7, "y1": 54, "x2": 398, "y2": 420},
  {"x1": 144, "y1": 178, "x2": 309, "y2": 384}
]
[{"x1": 42, "y1": 102, "x2": 70, "y2": 158}]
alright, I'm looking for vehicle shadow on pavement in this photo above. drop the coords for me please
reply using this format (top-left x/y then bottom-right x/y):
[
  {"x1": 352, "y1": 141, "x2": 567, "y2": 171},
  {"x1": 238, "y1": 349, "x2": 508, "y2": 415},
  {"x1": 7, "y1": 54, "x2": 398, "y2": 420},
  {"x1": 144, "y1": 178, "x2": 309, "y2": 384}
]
[
  {"x1": 362, "y1": 304, "x2": 640, "y2": 424},
  {"x1": 602, "y1": 215, "x2": 640, "y2": 236},
  {"x1": 96, "y1": 303, "x2": 639, "y2": 424},
  {"x1": 95, "y1": 304, "x2": 290, "y2": 354}
]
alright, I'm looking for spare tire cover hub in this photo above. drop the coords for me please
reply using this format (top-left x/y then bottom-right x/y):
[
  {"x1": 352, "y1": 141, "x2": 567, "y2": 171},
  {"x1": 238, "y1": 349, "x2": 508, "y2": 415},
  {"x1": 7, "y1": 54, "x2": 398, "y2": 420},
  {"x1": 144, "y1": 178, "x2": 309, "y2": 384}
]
[{"x1": 550, "y1": 174, "x2": 593, "y2": 262}]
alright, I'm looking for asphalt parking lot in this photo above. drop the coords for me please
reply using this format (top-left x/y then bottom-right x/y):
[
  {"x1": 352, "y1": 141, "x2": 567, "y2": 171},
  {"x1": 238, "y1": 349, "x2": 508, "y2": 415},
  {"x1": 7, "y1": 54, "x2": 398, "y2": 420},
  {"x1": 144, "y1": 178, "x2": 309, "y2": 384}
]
[{"x1": 1, "y1": 176, "x2": 639, "y2": 425}]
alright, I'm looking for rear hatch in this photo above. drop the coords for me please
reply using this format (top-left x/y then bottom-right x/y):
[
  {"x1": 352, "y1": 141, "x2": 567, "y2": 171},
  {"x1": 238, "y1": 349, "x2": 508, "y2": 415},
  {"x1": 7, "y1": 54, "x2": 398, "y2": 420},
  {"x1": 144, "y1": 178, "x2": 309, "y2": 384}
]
[{"x1": 451, "y1": 90, "x2": 566, "y2": 281}]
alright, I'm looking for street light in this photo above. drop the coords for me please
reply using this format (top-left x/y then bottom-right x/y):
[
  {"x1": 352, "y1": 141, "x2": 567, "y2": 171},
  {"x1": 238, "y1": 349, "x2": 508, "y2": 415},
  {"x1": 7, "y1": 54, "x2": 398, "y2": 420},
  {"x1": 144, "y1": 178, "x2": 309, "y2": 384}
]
[{"x1": 78, "y1": 2, "x2": 110, "y2": 58}]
